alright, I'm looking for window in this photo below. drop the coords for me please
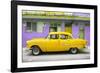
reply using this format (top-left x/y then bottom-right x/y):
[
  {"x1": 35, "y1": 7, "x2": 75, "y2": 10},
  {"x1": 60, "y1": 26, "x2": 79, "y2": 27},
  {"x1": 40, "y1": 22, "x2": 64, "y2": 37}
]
[
  {"x1": 37, "y1": 22, "x2": 45, "y2": 32},
  {"x1": 32, "y1": 22, "x2": 37, "y2": 32},
  {"x1": 25, "y1": 21, "x2": 44, "y2": 32},
  {"x1": 68, "y1": 36, "x2": 72, "y2": 39},
  {"x1": 50, "y1": 34, "x2": 59, "y2": 39},
  {"x1": 26, "y1": 22, "x2": 32, "y2": 32},
  {"x1": 60, "y1": 34, "x2": 67, "y2": 39},
  {"x1": 60, "y1": 34, "x2": 72, "y2": 39},
  {"x1": 50, "y1": 22, "x2": 61, "y2": 32},
  {"x1": 26, "y1": 22, "x2": 37, "y2": 32}
]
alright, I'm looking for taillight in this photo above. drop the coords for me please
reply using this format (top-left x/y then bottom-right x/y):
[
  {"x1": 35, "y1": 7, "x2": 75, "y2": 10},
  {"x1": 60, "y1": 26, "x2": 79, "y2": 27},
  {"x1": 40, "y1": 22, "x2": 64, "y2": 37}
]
[{"x1": 86, "y1": 40, "x2": 88, "y2": 45}]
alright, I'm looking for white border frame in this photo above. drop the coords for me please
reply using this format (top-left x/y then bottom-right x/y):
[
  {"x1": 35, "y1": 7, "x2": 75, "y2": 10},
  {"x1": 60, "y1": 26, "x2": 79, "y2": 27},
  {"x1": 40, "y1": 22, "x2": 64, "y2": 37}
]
[{"x1": 17, "y1": 5, "x2": 94, "y2": 68}]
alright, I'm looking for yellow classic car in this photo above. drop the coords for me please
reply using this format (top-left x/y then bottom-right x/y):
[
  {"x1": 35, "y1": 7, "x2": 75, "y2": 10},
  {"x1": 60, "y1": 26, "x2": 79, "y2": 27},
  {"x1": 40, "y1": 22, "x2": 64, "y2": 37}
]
[{"x1": 26, "y1": 32, "x2": 87, "y2": 55}]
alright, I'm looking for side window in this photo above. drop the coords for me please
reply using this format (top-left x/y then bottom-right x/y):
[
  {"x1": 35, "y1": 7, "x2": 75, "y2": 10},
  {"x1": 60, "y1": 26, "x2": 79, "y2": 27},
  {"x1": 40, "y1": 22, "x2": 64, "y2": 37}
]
[
  {"x1": 50, "y1": 34, "x2": 59, "y2": 39},
  {"x1": 60, "y1": 34, "x2": 67, "y2": 39},
  {"x1": 68, "y1": 36, "x2": 72, "y2": 39},
  {"x1": 60, "y1": 34, "x2": 72, "y2": 39}
]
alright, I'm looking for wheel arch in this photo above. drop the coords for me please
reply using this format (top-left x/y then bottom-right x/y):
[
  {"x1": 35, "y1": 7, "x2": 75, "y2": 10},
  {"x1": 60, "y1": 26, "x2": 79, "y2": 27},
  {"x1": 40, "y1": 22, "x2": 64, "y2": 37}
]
[
  {"x1": 68, "y1": 47, "x2": 79, "y2": 54},
  {"x1": 30, "y1": 45, "x2": 42, "y2": 52}
]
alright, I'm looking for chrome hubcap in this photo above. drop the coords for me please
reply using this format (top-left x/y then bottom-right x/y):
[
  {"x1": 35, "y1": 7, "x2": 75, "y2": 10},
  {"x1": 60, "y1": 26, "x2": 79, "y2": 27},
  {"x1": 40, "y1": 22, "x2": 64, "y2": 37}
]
[
  {"x1": 32, "y1": 47, "x2": 39, "y2": 55},
  {"x1": 71, "y1": 49, "x2": 77, "y2": 54}
]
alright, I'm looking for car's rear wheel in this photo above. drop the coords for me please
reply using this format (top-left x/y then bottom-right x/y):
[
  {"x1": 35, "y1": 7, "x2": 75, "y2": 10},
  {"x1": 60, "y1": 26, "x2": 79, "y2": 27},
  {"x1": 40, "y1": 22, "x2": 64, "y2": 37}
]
[
  {"x1": 31, "y1": 46, "x2": 41, "y2": 55},
  {"x1": 69, "y1": 48, "x2": 78, "y2": 54}
]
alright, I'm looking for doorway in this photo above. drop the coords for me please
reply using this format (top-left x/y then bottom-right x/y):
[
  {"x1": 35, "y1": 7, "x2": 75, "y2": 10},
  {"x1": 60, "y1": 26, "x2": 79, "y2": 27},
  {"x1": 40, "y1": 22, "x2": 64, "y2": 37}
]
[
  {"x1": 65, "y1": 24, "x2": 72, "y2": 33},
  {"x1": 79, "y1": 24, "x2": 84, "y2": 39},
  {"x1": 49, "y1": 21, "x2": 61, "y2": 32}
]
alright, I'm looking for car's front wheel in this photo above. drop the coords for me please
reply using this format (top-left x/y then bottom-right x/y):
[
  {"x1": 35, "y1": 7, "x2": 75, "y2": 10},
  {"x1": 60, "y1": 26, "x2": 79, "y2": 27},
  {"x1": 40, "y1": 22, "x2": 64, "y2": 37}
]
[
  {"x1": 31, "y1": 46, "x2": 41, "y2": 55},
  {"x1": 69, "y1": 48, "x2": 78, "y2": 54}
]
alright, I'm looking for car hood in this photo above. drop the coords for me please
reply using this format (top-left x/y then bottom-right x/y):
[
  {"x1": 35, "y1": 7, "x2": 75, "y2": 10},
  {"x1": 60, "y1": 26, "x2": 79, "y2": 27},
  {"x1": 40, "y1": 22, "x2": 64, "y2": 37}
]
[{"x1": 26, "y1": 38, "x2": 46, "y2": 43}]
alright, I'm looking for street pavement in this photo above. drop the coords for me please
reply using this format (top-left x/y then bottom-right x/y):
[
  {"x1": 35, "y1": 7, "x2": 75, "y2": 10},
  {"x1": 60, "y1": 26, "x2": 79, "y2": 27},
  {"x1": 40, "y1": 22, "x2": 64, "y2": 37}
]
[{"x1": 22, "y1": 48, "x2": 90, "y2": 62}]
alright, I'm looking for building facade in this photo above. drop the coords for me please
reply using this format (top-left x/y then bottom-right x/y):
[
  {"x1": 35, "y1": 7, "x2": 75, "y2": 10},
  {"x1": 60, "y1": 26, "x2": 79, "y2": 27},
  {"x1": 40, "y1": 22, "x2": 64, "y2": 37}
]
[{"x1": 22, "y1": 11, "x2": 90, "y2": 47}]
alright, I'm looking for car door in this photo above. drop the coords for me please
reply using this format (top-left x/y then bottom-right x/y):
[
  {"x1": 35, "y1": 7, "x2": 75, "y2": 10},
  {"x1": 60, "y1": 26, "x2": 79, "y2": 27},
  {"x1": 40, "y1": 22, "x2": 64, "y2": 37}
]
[
  {"x1": 46, "y1": 34, "x2": 60, "y2": 52},
  {"x1": 59, "y1": 34, "x2": 72, "y2": 51}
]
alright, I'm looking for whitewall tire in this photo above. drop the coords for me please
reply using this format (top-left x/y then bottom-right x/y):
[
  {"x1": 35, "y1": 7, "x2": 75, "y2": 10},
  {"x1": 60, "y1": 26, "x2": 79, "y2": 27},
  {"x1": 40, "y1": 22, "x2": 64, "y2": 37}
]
[
  {"x1": 32, "y1": 46, "x2": 40, "y2": 55},
  {"x1": 69, "y1": 48, "x2": 78, "y2": 54}
]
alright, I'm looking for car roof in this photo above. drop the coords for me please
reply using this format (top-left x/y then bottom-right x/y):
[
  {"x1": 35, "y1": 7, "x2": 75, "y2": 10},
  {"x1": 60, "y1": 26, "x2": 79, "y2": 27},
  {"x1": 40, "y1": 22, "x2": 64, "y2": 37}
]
[{"x1": 49, "y1": 32, "x2": 72, "y2": 36}]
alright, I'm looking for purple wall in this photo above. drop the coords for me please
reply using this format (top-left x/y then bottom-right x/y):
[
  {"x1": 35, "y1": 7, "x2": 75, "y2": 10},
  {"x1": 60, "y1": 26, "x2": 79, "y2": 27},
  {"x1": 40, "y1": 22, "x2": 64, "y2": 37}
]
[
  {"x1": 72, "y1": 24, "x2": 79, "y2": 38},
  {"x1": 85, "y1": 26, "x2": 90, "y2": 46},
  {"x1": 61, "y1": 22, "x2": 65, "y2": 31},
  {"x1": 22, "y1": 22, "x2": 50, "y2": 47}
]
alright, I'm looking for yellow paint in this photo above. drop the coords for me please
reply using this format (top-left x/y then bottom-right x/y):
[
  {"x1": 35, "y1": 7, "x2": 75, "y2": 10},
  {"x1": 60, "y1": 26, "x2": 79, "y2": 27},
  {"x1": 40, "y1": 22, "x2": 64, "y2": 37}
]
[
  {"x1": 26, "y1": 32, "x2": 87, "y2": 52},
  {"x1": 65, "y1": 25, "x2": 72, "y2": 33}
]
